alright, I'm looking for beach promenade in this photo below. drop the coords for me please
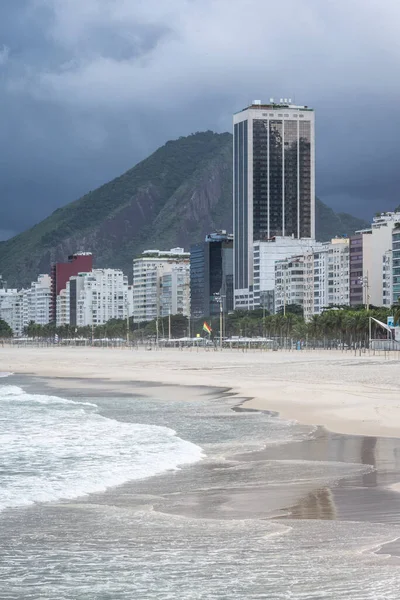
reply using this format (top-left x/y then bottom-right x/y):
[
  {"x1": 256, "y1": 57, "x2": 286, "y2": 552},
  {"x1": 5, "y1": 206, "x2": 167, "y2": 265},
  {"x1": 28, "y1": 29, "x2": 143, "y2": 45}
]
[{"x1": 2, "y1": 346, "x2": 399, "y2": 438}]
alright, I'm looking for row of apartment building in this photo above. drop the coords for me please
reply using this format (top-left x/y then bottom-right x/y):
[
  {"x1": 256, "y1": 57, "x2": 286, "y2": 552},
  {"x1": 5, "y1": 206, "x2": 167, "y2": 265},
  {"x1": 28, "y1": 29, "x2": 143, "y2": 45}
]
[
  {"x1": 1, "y1": 212, "x2": 399, "y2": 336},
  {"x1": 275, "y1": 238, "x2": 350, "y2": 320},
  {"x1": 0, "y1": 233, "x2": 236, "y2": 335},
  {"x1": 0, "y1": 249, "x2": 192, "y2": 335},
  {"x1": 0, "y1": 274, "x2": 52, "y2": 336},
  {"x1": 1, "y1": 210, "x2": 399, "y2": 336},
  {"x1": 274, "y1": 212, "x2": 400, "y2": 319}
]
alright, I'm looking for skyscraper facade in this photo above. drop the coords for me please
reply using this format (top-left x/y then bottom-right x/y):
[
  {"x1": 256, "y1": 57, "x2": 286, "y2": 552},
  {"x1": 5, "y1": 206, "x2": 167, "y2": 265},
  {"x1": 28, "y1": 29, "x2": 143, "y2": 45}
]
[
  {"x1": 190, "y1": 231, "x2": 234, "y2": 319},
  {"x1": 233, "y1": 100, "x2": 315, "y2": 309}
]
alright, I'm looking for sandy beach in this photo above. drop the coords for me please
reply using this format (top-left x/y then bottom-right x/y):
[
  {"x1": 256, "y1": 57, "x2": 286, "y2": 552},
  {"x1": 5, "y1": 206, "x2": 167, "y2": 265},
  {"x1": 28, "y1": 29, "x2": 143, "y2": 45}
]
[
  {"x1": 2, "y1": 346, "x2": 400, "y2": 598},
  {"x1": 1, "y1": 346, "x2": 400, "y2": 438}
]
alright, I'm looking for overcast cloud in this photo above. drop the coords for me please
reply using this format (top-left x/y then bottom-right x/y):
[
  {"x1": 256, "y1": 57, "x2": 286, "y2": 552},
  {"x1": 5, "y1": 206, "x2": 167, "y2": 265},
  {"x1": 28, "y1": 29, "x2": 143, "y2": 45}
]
[{"x1": 1, "y1": 0, "x2": 400, "y2": 240}]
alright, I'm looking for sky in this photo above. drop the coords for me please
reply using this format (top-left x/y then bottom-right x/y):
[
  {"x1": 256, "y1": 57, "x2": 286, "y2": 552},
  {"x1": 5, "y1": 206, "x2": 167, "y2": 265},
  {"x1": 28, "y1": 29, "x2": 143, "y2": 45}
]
[{"x1": 1, "y1": 0, "x2": 400, "y2": 240}]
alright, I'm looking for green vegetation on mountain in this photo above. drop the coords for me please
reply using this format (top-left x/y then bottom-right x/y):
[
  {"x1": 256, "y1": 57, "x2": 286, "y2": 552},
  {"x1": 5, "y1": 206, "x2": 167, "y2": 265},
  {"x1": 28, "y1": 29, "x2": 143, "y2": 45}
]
[
  {"x1": 0, "y1": 131, "x2": 368, "y2": 287},
  {"x1": 315, "y1": 199, "x2": 368, "y2": 242}
]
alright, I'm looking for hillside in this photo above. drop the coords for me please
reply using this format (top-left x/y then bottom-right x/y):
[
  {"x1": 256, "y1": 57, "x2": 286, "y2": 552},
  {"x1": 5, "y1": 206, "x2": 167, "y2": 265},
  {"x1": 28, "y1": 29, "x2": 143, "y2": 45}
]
[
  {"x1": 315, "y1": 200, "x2": 368, "y2": 243},
  {"x1": 0, "y1": 131, "x2": 368, "y2": 287}
]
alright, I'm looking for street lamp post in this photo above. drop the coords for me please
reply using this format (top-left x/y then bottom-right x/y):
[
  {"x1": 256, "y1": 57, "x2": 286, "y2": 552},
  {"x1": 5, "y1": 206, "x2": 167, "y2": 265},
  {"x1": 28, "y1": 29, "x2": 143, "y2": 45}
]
[
  {"x1": 91, "y1": 302, "x2": 95, "y2": 346},
  {"x1": 364, "y1": 273, "x2": 370, "y2": 311},
  {"x1": 262, "y1": 296, "x2": 266, "y2": 338},
  {"x1": 358, "y1": 273, "x2": 370, "y2": 311},
  {"x1": 126, "y1": 300, "x2": 130, "y2": 346},
  {"x1": 156, "y1": 280, "x2": 160, "y2": 349},
  {"x1": 213, "y1": 292, "x2": 225, "y2": 349},
  {"x1": 283, "y1": 268, "x2": 287, "y2": 316},
  {"x1": 219, "y1": 299, "x2": 223, "y2": 349}
]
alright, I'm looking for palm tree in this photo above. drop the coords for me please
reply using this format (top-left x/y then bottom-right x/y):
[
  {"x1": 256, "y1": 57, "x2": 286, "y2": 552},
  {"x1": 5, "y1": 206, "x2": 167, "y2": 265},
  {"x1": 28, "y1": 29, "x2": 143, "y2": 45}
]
[
  {"x1": 308, "y1": 315, "x2": 320, "y2": 348},
  {"x1": 344, "y1": 313, "x2": 357, "y2": 348}
]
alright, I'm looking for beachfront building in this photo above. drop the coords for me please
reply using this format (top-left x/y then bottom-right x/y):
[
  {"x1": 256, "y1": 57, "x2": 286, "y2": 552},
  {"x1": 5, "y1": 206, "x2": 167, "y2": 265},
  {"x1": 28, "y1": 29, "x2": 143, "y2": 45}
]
[
  {"x1": 383, "y1": 250, "x2": 392, "y2": 307},
  {"x1": 56, "y1": 288, "x2": 70, "y2": 327},
  {"x1": 274, "y1": 238, "x2": 350, "y2": 320},
  {"x1": 274, "y1": 254, "x2": 312, "y2": 316},
  {"x1": 0, "y1": 273, "x2": 51, "y2": 335},
  {"x1": 349, "y1": 234, "x2": 364, "y2": 307},
  {"x1": 351, "y1": 212, "x2": 400, "y2": 308},
  {"x1": 0, "y1": 287, "x2": 22, "y2": 335},
  {"x1": 190, "y1": 231, "x2": 233, "y2": 319},
  {"x1": 248, "y1": 236, "x2": 320, "y2": 313},
  {"x1": 50, "y1": 252, "x2": 93, "y2": 322},
  {"x1": 68, "y1": 269, "x2": 132, "y2": 327},
  {"x1": 392, "y1": 224, "x2": 400, "y2": 305},
  {"x1": 26, "y1": 274, "x2": 51, "y2": 326},
  {"x1": 314, "y1": 238, "x2": 350, "y2": 314},
  {"x1": 160, "y1": 266, "x2": 190, "y2": 318},
  {"x1": 233, "y1": 99, "x2": 316, "y2": 310},
  {"x1": 133, "y1": 248, "x2": 190, "y2": 323}
]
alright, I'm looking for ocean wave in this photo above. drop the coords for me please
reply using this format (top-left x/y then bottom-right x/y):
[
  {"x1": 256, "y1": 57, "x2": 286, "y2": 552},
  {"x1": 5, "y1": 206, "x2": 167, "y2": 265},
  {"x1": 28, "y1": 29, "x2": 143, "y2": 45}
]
[
  {"x1": 0, "y1": 384, "x2": 204, "y2": 512},
  {"x1": 0, "y1": 385, "x2": 98, "y2": 407}
]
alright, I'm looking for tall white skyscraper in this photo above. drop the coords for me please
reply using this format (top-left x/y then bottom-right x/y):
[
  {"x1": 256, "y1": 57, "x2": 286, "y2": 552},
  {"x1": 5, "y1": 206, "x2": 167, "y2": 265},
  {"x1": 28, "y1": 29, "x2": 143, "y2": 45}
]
[{"x1": 233, "y1": 99, "x2": 316, "y2": 309}]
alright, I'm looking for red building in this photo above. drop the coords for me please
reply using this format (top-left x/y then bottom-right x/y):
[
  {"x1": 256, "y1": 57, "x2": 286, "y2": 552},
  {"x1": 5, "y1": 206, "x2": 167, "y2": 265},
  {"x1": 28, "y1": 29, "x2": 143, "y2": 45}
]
[{"x1": 50, "y1": 252, "x2": 93, "y2": 322}]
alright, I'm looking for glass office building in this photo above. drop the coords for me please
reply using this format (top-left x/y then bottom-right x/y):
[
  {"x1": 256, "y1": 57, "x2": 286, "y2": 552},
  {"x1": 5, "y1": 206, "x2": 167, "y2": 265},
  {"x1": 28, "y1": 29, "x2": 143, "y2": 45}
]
[
  {"x1": 233, "y1": 100, "x2": 315, "y2": 309},
  {"x1": 190, "y1": 232, "x2": 233, "y2": 319}
]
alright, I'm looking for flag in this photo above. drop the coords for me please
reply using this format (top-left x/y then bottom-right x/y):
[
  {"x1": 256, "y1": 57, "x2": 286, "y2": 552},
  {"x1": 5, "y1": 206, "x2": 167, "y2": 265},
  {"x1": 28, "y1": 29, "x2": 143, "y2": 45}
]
[{"x1": 203, "y1": 322, "x2": 212, "y2": 335}]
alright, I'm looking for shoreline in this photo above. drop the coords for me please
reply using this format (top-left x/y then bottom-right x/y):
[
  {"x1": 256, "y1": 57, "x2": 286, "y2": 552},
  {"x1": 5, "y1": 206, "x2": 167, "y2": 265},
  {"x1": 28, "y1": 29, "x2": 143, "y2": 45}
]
[
  {"x1": 5, "y1": 369, "x2": 400, "y2": 529},
  {"x1": 2, "y1": 346, "x2": 400, "y2": 438},
  {"x1": 2, "y1": 350, "x2": 400, "y2": 595}
]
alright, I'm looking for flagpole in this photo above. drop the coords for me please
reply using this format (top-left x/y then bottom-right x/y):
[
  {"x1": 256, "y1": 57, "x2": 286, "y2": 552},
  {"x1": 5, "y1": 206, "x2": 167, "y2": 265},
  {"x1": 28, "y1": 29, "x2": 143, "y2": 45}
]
[{"x1": 219, "y1": 301, "x2": 223, "y2": 349}]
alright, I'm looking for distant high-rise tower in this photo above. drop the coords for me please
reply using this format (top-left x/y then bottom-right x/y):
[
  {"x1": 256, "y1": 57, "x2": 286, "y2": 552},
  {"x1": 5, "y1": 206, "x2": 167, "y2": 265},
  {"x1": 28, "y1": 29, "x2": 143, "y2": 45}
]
[
  {"x1": 233, "y1": 100, "x2": 315, "y2": 309},
  {"x1": 50, "y1": 252, "x2": 93, "y2": 322},
  {"x1": 190, "y1": 231, "x2": 234, "y2": 320}
]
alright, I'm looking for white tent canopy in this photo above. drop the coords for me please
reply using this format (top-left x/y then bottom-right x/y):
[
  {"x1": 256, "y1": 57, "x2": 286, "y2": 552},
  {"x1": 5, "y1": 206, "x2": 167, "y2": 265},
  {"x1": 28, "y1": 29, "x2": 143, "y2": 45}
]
[{"x1": 370, "y1": 317, "x2": 392, "y2": 334}]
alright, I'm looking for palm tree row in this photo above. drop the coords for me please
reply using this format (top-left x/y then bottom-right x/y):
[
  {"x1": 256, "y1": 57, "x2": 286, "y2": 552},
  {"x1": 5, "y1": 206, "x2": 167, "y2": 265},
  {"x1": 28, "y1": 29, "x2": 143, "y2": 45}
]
[
  {"x1": 20, "y1": 305, "x2": 398, "y2": 347},
  {"x1": 220, "y1": 306, "x2": 396, "y2": 347}
]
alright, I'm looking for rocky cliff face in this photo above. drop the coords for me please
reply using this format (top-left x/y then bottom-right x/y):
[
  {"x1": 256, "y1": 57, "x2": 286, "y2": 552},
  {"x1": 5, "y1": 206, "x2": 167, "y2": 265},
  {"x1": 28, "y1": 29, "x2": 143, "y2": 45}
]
[{"x1": 0, "y1": 131, "x2": 367, "y2": 288}]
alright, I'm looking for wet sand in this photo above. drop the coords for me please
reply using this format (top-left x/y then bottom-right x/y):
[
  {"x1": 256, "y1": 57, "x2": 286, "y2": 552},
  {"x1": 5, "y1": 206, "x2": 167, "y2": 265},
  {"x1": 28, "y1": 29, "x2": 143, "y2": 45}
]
[{"x1": 13, "y1": 373, "x2": 400, "y2": 532}]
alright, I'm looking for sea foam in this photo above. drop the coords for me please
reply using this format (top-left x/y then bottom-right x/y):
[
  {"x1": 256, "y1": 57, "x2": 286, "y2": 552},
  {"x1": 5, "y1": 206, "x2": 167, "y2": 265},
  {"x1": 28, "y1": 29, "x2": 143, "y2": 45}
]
[{"x1": 0, "y1": 384, "x2": 204, "y2": 512}]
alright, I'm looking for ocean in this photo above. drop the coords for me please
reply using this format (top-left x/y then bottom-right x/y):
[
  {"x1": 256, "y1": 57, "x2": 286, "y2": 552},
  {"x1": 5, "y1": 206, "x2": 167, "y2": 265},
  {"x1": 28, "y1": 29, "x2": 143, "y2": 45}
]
[{"x1": 1, "y1": 373, "x2": 400, "y2": 599}]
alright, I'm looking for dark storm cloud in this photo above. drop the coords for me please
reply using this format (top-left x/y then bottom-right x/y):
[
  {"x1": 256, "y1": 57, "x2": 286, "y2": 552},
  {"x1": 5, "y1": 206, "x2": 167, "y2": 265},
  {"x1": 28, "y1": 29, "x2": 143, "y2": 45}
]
[{"x1": 1, "y1": 0, "x2": 400, "y2": 239}]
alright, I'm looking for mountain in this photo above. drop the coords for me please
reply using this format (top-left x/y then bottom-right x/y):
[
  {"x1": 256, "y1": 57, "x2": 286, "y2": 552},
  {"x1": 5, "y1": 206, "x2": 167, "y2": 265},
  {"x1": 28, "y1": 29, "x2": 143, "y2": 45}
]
[
  {"x1": 315, "y1": 199, "x2": 368, "y2": 243},
  {"x1": 0, "y1": 131, "x2": 368, "y2": 287}
]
